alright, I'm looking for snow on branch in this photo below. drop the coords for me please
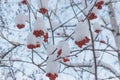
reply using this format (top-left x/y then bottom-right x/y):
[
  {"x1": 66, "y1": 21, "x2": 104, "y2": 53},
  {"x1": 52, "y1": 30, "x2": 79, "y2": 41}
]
[{"x1": 63, "y1": 60, "x2": 120, "y2": 79}]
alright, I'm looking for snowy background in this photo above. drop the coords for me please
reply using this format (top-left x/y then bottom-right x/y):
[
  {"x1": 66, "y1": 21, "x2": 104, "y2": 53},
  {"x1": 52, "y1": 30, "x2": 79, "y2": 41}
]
[{"x1": 0, "y1": 0, "x2": 120, "y2": 80}]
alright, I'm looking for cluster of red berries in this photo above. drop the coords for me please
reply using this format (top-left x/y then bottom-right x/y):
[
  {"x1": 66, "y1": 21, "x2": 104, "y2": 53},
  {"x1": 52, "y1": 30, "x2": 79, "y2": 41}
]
[
  {"x1": 21, "y1": 0, "x2": 27, "y2": 5},
  {"x1": 39, "y1": 8, "x2": 48, "y2": 14},
  {"x1": 95, "y1": 29, "x2": 101, "y2": 33},
  {"x1": 99, "y1": 40, "x2": 105, "y2": 43},
  {"x1": 46, "y1": 73, "x2": 58, "y2": 80},
  {"x1": 43, "y1": 32, "x2": 48, "y2": 42},
  {"x1": 62, "y1": 57, "x2": 70, "y2": 62},
  {"x1": 33, "y1": 30, "x2": 48, "y2": 43},
  {"x1": 88, "y1": 12, "x2": 97, "y2": 20},
  {"x1": 75, "y1": 36, "x2": 90, "y2": 48},
  {"x1": 57, "y1": 49, "x2": 62, "y2": 57},
  {"x1": 27, "y1": 43, "x2": 40, "y2": 49},
  {"x1": 17, "y1": 24, "x2": 25, "y2": 29},
  {"x1": 95, "y1": 1, "x2": 104, "y2": 9},
  {"x1": 33, "y1": 30, "x2": 44, "y2": 37},
  {"x1": 26, "y1": 30, "x2": 48, "y2": 49}
]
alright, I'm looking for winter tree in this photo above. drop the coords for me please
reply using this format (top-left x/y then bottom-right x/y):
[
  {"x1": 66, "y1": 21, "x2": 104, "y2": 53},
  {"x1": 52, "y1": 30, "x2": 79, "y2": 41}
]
[{"x1": 0, "y1": 0, "x2": 120, "y2": 80}]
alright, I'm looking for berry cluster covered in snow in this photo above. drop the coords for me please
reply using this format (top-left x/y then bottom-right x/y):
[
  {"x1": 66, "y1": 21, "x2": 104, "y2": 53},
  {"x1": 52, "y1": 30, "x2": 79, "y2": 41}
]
[
  {"x1": 46, "y1": 41, "x2": 70, "y2": 80},
  {"x1": 73, "y1": 22, "x2": 90, "y2": 48}
]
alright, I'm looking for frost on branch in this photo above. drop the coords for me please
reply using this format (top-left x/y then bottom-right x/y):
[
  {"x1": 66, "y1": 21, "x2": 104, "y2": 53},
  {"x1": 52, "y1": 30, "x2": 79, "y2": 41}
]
[
  {"x1": 14, "y1": 14, "x2": 27, "y2": 29},
  {"x1": 73, "y1": 22, "x2": 90, "y2": 48},
  {"x1": 26, "y1": 33, "x2": 40, "y2": 49},
  {"x1": 95, "y1": 51, "x2": 101, "y2": 58},
  {"x1": 83, "y1": 2, "x2": 94, "y2": 15},
  {"x1": 81, "y1": 0, "x2": 86, "y2": 8},
  {"x1": 51, "y1": 21, "x2": 60, "y2": 30},
  {"x1": 64, "y1": 61, "x2": 120, "y2": 79},
  {"x1": 38, "y1": 0, "x2": 48, "y2": 14}
]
